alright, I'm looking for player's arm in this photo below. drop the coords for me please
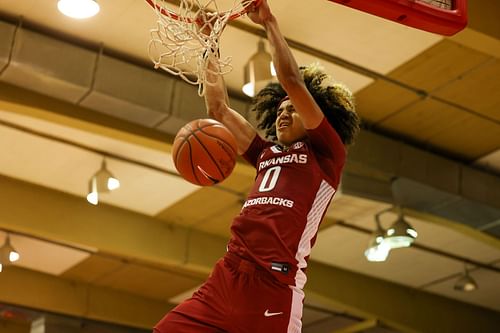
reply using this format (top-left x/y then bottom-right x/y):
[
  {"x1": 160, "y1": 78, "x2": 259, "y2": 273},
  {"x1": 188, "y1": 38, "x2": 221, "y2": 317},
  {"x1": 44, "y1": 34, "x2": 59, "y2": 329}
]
[
  {"x1": 203, "y1": 54, "x2": 256, "y2": 155},
  {"x1": 248, "y1": 0, "x2": 324, "y2": 130},
  {"x1": 196, "y1": 12, "x2": 256, "y2": 155}
]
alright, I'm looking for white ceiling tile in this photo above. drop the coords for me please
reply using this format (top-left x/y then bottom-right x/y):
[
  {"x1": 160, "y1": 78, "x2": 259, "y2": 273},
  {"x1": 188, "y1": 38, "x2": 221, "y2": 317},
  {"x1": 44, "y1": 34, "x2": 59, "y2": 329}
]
[
  {"x1": 474, "y1": 148, "x2": 500, "y2": 174},
  {"x1": 97, "y1": 158, "x2": 198, "y2": 215},
  {"x1": 1, "y1": 232, "x2": 93, "y2": 276}
]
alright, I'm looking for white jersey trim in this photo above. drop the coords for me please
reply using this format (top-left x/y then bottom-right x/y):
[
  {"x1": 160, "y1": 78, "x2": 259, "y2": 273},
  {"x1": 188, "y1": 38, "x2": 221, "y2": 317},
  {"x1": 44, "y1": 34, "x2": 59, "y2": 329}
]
[
  {"x1": 287, "y1": 286, "x2": 304, "y2": 333},
  {"x1": 294, "y1": 179, "x2": 335, "y2": 289}
]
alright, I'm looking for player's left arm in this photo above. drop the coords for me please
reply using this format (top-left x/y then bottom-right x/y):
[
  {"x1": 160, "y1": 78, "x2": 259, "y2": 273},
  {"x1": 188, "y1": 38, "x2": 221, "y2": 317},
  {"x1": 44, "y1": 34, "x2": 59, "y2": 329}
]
[{"x1": 248, "y1": 0, "x2": 324, "y2": 130}]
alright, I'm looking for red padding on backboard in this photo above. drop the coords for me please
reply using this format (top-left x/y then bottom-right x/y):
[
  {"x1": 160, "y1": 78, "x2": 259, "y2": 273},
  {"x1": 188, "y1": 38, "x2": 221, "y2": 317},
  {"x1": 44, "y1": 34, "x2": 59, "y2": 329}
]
[{"x1": 329, "y1": 0, "x2": 467, "y2": 36}]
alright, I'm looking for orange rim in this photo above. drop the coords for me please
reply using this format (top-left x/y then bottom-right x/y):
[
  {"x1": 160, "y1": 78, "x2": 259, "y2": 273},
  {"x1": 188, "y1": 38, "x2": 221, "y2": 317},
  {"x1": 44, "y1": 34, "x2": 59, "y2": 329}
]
[{"x1": 145, "y1": 0, "x2": 262, "y2": 22}]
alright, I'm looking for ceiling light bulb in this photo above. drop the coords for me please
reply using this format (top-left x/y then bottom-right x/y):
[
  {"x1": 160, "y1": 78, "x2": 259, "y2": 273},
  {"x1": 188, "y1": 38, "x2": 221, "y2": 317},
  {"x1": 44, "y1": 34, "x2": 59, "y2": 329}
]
[
  {"x1": 365, "y1": 241, "x2": 390, "y2": 262},
  {"x1": 365, "y1": 222, "x2": 390, "y2": 262},
  {"x1": 270, "y1": 62, "x2": 276, "y2": 77},
  {"x1": 87, "y1": 191, "x2": 98, "y2": 205},
  {"x1": 87, "y1": 177, "x2": 99, "y2": 205},
  {"x1": 407, "y1": 228, "x2": 418, "y2": 238},
  {"x1": 242, "y1": 82, "x2": 255, "y2": 97},
  {"x1": 463, "y1": 281, "x2": 477, "y2": 291},
  {"x1": 9, "y1": 251, "x2": 20, "y2": 262},
  {"x1": 107, "y1": 177, "x2": 120, "y2": 191},
  {"x1": 58, "y1": 0, "x2": 100, "y2": 19}
]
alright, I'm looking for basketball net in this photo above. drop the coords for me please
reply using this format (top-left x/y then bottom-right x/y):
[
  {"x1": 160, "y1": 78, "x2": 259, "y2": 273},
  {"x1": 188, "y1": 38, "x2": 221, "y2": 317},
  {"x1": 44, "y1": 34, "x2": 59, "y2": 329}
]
[{"x1": 148, "y1": 0, "x2": 255, "y2": 96}]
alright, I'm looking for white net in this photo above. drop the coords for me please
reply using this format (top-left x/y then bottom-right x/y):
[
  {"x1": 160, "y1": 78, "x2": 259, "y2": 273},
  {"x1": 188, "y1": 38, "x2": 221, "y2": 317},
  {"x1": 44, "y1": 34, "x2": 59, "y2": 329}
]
[{"x1": 147, "y1": 0, "x2": 255, "y2": 96}]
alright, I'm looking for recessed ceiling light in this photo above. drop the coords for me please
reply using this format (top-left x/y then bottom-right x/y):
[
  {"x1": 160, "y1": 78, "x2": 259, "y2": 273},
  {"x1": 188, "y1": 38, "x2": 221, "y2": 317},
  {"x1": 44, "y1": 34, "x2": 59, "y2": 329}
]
[{"x1": 57, "y1": 0, "x2": 100, "y2": 19}]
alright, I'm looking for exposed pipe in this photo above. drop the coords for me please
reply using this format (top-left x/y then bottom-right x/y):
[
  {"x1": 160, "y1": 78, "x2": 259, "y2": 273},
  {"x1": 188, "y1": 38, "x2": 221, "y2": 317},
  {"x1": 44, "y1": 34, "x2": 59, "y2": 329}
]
[
  {"x1": 0, "y1": 15, "x2": 22, "y2": 76},
  {"x1": 77, "y1": 42, "x2": 104, "y2": 106}
]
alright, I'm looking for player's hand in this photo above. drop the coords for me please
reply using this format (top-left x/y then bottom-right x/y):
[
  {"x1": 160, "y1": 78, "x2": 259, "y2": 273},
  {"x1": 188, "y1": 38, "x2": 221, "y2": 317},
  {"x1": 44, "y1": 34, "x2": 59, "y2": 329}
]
[
  {"x1": 247, "y1": 0, "x2": 272, "y2": 26},
  {"x1": 195, "y1": 11, "x2": 220, "y2": 36}
]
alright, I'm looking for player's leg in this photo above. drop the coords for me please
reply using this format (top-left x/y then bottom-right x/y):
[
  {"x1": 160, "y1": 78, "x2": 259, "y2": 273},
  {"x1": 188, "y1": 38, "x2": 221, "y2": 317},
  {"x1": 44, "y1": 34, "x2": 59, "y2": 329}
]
[
  {"x1": 225, "y1": 254, "x2": 303, "y2": 333},
  {"x1": 154, "y1": 259, "x2": 231, "y2": 333},
  {"x1": 154, "y1": 303, "x2": 224, "y2": 333},
  {"x1": 239, "y1": 278, "x2": 303, "y2": 333}
]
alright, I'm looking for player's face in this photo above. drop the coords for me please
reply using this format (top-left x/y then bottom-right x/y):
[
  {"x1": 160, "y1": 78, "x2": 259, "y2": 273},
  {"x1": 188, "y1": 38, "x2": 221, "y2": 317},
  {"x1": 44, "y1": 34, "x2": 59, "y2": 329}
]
[{"x1": 275, "y1": 99, "x2": 307, "y2": 146}]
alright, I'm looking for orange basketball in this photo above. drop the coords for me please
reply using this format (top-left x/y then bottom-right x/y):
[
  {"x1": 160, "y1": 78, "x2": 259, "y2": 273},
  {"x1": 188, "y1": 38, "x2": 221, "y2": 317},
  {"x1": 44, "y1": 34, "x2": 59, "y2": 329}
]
[{"x1": 172, "y1": 119, "x2": 238, "y2": 186}]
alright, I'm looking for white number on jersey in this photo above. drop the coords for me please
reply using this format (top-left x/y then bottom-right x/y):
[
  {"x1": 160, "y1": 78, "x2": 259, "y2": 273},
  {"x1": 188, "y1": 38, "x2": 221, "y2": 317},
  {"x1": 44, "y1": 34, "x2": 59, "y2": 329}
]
[{"x1": 258, "y1": 166, "x2": 282, "y2": 192}]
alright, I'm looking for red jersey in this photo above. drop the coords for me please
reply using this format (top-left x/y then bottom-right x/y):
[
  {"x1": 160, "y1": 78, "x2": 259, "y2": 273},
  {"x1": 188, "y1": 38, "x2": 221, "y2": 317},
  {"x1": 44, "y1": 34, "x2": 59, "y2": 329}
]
[{"x1": 228, "y1": 117, "x2": 346, "y2": 287}]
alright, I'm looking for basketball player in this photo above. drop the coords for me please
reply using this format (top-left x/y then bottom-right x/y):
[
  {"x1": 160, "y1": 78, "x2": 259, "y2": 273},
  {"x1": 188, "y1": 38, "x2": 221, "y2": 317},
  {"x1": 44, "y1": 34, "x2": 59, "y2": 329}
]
[{"x1": 154, "y1": 0, "x2": 360, "y2": 332}]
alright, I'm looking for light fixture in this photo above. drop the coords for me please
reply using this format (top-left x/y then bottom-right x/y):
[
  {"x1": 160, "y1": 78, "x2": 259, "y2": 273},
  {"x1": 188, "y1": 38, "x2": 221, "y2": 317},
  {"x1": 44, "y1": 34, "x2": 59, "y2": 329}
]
[
  {"x1": 364, "y1": 219, "x2": 391, "y2": 262},
  {"x1": 384, "y1": 208, "x2": 418, "y2": 249},
  {"x1": 86, "y1": 176, "x2": 99, "y2": 205},
  {"x1": 0, "y1": 234, "x2": 20, "y2": 272},
  {"x1": 242, "y1": 39, "x2": 276, "y2": 97},
  {"x1": 454, "y1": 265, "x2": 478, "y2": 292},
  {"x1": 86, "y1": 159, "x2": 120, "y2": 205},
  {"x1": 58, "y1": 0, "x2": 100, "y2": 19}
]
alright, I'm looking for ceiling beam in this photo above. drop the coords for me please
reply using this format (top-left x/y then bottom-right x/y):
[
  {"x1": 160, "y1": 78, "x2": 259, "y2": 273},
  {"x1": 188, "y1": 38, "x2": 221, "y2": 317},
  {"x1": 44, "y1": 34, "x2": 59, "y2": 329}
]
[
  {"x1": 0, "y1": 175, "x2": 498, "y2": 333},
  {"x1": 0, "y1": 266, "x2": 172, "y2": 330},
  {"x1": 306, "y1": 260, "x2": 500, "y2": 333},
  {"x1": 0, "y1": 174, "x2": 225, "y2": 276}
]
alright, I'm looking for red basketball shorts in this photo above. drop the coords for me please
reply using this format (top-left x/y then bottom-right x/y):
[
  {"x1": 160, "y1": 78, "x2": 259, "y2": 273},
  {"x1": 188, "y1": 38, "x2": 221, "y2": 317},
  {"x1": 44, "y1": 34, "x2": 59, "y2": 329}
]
[{"x1": 154, "y1": 252, "x2": 304, "y2": 333}]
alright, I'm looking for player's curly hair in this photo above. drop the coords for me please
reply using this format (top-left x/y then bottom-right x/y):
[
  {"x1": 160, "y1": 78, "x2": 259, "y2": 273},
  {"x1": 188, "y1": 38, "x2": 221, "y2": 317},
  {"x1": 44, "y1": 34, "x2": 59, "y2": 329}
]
[{"x1": 251, "y1": 63, "x2": 360, "y2": 146}]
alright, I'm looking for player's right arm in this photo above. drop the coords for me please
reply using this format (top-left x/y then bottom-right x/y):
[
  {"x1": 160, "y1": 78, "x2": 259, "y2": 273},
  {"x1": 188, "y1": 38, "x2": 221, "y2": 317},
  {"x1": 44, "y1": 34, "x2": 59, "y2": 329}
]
[{"x1": 203, "y1": 57, "x2": 257, "y2": 155}]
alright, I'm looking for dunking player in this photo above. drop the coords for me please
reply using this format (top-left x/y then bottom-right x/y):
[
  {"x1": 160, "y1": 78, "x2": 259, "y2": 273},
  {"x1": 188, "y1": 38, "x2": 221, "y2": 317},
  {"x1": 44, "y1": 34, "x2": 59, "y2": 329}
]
[{"x1": 154, "y1": 0, "x2": 360, "y2": 332}]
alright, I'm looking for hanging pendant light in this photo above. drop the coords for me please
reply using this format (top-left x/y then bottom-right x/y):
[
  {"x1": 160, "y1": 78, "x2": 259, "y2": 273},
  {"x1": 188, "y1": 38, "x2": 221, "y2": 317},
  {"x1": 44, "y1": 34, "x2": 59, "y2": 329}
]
[
  {"x1": 0, "y1": 234, "x2": 20, "y2": 272},
  {"x1": 94, "y1": 160, "x2": 120, "y2": 192},
  {"x1": 86, "y1": 159, "x2": 120, "y2": 205},
  {"x1": 384, "y1": 209, "x2": 418, "y2": 249},
  {"x1": 242, "y1": 39, "x2": 276, "y2": 97},
  {"x1": 454, "y1": 265, "x2": 478, "y2": 292}
]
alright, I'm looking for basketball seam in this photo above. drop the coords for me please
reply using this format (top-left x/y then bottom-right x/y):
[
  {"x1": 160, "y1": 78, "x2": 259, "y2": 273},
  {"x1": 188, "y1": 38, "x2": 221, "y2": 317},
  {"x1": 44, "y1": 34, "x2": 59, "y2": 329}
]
[
  {"x1": 176, "y1": 139, "x2": 202, "y2": 185},
  {"x1": 197, "y1": 127, "x2": 237, "y2": 156},
  {"x1": 190, "y1": 132, "x2": 224, "y2": 183}
]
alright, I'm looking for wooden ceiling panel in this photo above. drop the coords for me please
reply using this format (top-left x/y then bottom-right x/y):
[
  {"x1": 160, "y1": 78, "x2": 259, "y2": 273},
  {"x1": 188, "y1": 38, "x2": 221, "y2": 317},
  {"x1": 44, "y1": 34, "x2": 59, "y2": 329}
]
[
  {"x1": 196, "y1": 202, "x2": 241, "y2": 237},
  {"x1": 434, "y1": 59, "x2": 500, "y2": 121},
  {"x1": 61, "y1": 255, "x2": 124, "y2": 283},
  {"x1": 379, "y1": 99, "x2": 469, "y2": 142},
  {"x1": 354, "y1": 80, "x2": 419, "y2": 124},
  {"x1": 426, "y1": 115, "x2": 500, "y2": 160},
  {"x1": 93, "y1": 263, "x2": 203, "y2": 301},
  {"x1": 389, "y1": 40, "x2": 490, "y2": 92},
  {"x1": 155, "y1": 187, "x2": 239, "y2": 226}
]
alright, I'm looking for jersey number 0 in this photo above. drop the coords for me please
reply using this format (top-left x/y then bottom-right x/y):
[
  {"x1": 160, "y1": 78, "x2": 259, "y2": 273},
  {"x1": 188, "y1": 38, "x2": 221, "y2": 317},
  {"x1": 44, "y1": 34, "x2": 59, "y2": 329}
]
[{"x1": 258, "y1": 166, "x2": 282, "y2": 192}]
